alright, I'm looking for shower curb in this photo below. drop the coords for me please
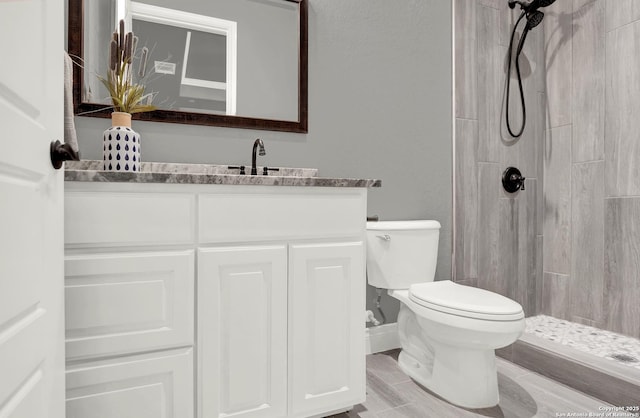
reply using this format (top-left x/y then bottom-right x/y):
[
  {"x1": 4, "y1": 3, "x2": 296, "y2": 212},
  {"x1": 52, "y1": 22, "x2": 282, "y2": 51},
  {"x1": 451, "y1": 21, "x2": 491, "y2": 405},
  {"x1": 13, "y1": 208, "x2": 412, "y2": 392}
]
[{"x1": 497, "y1": 335, "x2": 640, "y2": 407}]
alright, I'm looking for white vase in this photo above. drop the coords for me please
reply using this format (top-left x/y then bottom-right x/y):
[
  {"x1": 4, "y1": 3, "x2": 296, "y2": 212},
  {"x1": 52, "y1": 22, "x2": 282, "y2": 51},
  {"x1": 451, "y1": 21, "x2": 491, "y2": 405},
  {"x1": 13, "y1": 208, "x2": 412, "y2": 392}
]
[{"x1": 103, "y1": 112, "x2": 141, "y2": 172}]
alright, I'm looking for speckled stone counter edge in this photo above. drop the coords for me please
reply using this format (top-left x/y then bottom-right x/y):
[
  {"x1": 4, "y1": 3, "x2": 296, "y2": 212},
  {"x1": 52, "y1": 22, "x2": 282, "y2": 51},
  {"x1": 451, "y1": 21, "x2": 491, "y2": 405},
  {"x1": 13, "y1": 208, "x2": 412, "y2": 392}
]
[{"x1": 64, "y1": 161, "x2": 381, "y2": 188}]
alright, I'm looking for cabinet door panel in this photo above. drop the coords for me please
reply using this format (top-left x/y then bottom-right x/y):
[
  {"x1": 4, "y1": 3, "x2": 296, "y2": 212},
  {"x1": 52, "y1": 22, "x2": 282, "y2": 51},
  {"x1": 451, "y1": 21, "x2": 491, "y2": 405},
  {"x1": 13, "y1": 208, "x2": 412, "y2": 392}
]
[
  {"x1": 199, "y1": 246, "x2": 287, "y2": 418},
  {"x1": 65, "y1": 251, "x2": 194, "y2": 359},
  {"x1": 289, "y1": 242, "x2": 366, "y2": 417},
  {"x1": 66, "y1": 348, "x2": 193, "y2": 418}
]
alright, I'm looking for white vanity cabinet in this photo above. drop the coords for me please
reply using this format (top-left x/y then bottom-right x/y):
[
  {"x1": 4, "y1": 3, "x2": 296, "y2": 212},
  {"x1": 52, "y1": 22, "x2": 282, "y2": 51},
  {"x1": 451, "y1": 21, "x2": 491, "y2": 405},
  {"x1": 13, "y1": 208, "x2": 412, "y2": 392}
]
[{"x1": 64, "y1": 181, "x2": 368, "y2": 418}]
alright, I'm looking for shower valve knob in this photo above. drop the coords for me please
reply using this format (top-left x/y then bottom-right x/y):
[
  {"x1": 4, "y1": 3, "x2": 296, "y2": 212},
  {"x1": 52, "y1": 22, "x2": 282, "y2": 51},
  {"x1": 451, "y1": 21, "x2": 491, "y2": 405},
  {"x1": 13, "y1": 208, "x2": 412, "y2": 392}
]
[
  {"x1": 511, "y1": 173, "x2": 526, "y2": 190},
  {"x1": 502, "y1": 167, "x2": 526, "y2": 193}
]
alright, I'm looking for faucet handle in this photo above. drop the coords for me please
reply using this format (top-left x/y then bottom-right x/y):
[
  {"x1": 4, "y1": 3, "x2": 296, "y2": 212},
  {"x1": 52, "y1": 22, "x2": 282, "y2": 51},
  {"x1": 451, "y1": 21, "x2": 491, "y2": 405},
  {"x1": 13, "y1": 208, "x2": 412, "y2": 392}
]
[
  {"x1": 262, "y1": 167, "x2": 280, "y2": 176},
  {"x1": 228, "y1": 165, "x2": 246, "y2": 175},
  {"x1": 502, "y1": 167, "x2": 526, "y2": 193}
]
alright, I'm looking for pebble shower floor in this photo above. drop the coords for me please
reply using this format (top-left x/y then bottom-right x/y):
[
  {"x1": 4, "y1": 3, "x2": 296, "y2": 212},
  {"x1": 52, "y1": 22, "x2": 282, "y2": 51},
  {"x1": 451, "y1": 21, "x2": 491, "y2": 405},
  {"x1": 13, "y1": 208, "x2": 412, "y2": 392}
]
[{"x1": 525, "y1": 315, "x2": 640, "y2": 371}]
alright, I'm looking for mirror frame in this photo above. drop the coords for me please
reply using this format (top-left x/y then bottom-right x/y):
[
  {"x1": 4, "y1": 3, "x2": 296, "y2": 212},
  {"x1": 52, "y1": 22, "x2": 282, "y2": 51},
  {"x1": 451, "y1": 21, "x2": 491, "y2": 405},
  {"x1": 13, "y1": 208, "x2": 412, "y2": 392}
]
[{"x1": 68, "y1": 0, "x2": 308, "y2": 133}]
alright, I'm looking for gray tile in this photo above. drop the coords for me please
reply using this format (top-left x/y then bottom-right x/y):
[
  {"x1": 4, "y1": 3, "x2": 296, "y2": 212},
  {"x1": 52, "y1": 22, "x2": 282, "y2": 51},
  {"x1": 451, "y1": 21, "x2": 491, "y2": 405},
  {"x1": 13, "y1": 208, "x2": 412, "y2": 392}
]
[
  {"x1": 358, "y1": 351, "x2": 616, "y2": 418},
  {"x1": 454, "y1": 119, "x2": 478, "y2": 281},
  {"x1": 502, "y1": 17, "x2": 545, "y2": 169},
  {"x1": 477, "y1": 6, "x2": 503, "y2": 163},
  {"x1": 493, "y1": 374, "x2": 540, "y2": 418},
  {"x1": 365, "y1": 370, "x2": 410, "y2": 412},
  {"x1": 570, "y1": 162, "x2": 605, "y2": 324},
  {"x1": 498, "y1": 1, "x2": 514, "y2": 47},
  {"x1": 499, "y1": 197, "x2": 518, "y2": 299},
  {"x1": 388, "y1": 381, "x2": 479, "y2": 418},
  {"x1": 574, "y1": 0, "x2": 599, "y2": 12},
  {"x1": 328, "y1": 404, "x2": 378, "y2": 418},
  {"x1": 515, "y1": 372, "x2": 610, "y2": 413},
  {"x1": 544, "y1": 0, "x2": 573, "y2": 128},
  {"x1": 604, "y1": 198, "x2": 640, "y2": 339},
  {"x1": 496, "y1": 344, "x2": 514, "y2": 362},
  {"x1": 477, "y1": 163, "x2": 502, "y2": 292},
  {"x1": 454, "y1": 278, "x2": 478, "y2": 287},
  {"x1": 495, "y1": 358, "x2": 532, "y2": 380},
  {"x1": 543, "y1": 125, "x2": 572, "y2": 274},
  {"x1": 510, "y1": 339, "x2": 639, "y2": 406},
  {"x1": 605, "y1": 0, "x2": 640, "y2": 32},
  {"x1": 542, "y1": 272, "x2": 571, "y2": 319},
  {"x1": 517, "y1": 179, "x2": 538, "y2": 316},
  {"x1": 535, "y1": 235, "x2": 543, "y2": 315},
  {"x1": 366, "y1": 351, "x2": 411, "y2": 386},
  {"x1": 501, "y1": 82, "x2": 540, "y2": 181},
  {"x1": 572, "y1": 0, "x2": 605, "y2": 163},
  {"x1": 455, "y1": 0, "x2": 478, "y2": 120},
  {"x1": 605, "y1": 21, "x2": 640, "y2": 197},
  {"x1": 536, "y1": 95, "x2": 545, "y2": 236},
  {"x1": 478, "y1": 0, "x2": 503, "y2": 9}
]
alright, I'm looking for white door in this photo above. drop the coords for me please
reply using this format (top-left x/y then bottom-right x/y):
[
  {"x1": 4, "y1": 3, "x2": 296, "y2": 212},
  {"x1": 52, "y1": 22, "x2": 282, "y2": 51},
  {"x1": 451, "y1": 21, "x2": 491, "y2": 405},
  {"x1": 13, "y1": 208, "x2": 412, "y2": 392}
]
[
  {"x1": 0, "y1": 0, "x2": 65, "y2": 417},
  {"x1": 288, "y1": 242, "x2": 366, "y2": 418},
  {"x1": 198, "y1": 245, "x2": 288, "y2": 418}
]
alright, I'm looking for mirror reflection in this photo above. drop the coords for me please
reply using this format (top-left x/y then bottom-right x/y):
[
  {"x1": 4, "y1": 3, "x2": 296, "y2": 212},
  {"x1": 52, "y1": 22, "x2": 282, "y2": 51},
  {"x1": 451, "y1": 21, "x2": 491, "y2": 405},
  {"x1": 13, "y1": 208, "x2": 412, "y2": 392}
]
[{"x1": 73, "y1": 0, "x2": 306, "y2": 131}]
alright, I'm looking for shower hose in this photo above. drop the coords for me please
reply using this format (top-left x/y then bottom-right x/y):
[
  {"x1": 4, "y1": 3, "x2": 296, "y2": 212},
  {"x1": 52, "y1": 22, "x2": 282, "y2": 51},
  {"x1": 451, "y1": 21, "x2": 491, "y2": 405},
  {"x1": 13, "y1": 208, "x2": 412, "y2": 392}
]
[{"x1": 506, "y1": 11, "x2": 528, "y2": 138}]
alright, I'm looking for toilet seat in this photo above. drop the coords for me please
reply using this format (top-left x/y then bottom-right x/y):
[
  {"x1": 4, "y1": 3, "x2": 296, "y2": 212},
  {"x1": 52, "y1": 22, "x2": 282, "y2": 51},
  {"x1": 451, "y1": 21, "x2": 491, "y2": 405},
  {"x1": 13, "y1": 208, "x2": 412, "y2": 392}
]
[{"x1": 409, "y1": 280, "x2": 524, "y2": 321}]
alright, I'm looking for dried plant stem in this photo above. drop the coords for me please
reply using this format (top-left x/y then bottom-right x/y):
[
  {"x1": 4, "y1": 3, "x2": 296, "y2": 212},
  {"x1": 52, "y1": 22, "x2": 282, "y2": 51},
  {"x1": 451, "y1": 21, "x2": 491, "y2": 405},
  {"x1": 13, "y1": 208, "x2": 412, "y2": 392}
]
[{"x1": 99, "y1": 20, "x2": 155, "y2": 114}]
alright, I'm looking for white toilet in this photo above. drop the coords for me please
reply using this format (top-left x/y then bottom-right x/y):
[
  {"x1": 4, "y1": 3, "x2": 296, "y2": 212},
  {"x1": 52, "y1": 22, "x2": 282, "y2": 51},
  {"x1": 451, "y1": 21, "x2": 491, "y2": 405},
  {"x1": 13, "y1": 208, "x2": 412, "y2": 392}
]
[{"x1": 366, "y1": 220, "x2": 524, "y2": 409}]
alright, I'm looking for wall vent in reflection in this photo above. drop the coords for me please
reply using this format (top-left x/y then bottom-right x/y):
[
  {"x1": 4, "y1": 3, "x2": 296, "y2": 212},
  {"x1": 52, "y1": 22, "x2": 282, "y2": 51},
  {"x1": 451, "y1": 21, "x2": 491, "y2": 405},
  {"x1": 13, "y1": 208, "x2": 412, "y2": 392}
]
[{"x1": 154, "y1": 61, "x2": 176, "y2": 75}]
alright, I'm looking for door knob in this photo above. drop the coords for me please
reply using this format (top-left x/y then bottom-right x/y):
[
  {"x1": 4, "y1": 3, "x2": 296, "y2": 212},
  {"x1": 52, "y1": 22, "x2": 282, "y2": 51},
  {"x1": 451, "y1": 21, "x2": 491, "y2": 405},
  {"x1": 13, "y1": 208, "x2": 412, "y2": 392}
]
[{"x1": 50, "y1": 140, "x2": 79, "y2": 169}]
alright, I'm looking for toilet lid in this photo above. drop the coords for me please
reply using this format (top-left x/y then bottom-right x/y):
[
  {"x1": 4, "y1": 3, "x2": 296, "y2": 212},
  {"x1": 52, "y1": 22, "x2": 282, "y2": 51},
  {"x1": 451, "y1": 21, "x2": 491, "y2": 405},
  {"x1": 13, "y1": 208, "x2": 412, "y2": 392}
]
[{"x1": 409, "y1": 281, "x2": 524, "y2": 320}]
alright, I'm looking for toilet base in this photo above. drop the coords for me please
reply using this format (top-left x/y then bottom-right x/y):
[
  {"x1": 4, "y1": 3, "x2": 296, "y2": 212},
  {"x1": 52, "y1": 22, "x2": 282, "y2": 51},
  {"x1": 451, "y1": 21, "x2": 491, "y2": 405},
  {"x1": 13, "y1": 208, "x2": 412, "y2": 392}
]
[{"x1": 397, "y1": 345, "x2": 499, "y2": 409}]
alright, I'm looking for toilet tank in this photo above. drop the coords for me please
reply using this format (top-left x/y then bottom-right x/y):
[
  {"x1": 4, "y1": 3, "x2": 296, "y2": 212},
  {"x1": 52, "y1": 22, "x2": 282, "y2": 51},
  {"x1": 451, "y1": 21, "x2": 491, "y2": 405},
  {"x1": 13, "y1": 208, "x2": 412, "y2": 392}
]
[{"x1": 366, "y1": 220, "x2": 441, "y2": 290}]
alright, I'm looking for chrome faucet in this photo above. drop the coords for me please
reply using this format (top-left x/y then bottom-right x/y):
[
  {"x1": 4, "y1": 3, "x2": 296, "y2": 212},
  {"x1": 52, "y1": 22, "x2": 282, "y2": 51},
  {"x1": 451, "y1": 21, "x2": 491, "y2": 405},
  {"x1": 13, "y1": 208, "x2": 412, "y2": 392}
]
[{"x1": 251, "y1": 138, "x2": 266, "y2": 175}]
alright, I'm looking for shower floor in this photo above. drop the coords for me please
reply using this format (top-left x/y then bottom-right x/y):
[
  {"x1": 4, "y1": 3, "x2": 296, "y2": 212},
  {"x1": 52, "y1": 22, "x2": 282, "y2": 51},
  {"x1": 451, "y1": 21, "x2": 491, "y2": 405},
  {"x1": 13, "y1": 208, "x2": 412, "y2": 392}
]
[{"x1": 525, "y1": 315, "x2": 640, "y2": 371}]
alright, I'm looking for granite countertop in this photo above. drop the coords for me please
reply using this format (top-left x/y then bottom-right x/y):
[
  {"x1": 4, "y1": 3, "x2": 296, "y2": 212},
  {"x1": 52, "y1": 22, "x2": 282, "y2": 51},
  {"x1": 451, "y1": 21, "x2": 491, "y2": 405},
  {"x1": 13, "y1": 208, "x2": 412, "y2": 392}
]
[{"x1": 65, "y1": 161, "x2": 381, "y2": 188}]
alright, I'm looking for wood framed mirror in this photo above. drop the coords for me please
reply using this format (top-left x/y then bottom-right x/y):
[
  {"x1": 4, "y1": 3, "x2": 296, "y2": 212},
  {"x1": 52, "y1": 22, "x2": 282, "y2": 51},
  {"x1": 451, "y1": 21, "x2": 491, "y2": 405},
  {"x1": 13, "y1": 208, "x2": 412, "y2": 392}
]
[{"x1": 68, "y1": 0, "x2": 307, "y2": 133}]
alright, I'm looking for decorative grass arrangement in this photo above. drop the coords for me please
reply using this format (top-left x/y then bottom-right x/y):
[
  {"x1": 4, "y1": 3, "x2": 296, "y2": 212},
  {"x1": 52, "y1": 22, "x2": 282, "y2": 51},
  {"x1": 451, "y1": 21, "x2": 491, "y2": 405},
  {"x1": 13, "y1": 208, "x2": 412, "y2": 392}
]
[{"x1": 99, "y1": 20, "x2": 156, "y2": 114}]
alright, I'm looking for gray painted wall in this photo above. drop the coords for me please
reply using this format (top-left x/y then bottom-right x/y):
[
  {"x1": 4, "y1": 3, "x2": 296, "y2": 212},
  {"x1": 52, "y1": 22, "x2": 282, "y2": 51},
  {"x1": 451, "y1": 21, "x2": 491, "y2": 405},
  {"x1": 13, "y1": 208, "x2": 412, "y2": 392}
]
[{"x1": 72, "y1": 0, "x2": 453, "y2": 324}]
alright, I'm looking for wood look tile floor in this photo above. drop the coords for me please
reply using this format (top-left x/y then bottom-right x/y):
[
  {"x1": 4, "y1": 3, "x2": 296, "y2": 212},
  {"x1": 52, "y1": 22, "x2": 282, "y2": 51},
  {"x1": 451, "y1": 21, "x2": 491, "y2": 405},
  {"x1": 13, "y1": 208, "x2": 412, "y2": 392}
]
[{"x1": 329, "y1": 350, "x2": 614, "y2": 418}]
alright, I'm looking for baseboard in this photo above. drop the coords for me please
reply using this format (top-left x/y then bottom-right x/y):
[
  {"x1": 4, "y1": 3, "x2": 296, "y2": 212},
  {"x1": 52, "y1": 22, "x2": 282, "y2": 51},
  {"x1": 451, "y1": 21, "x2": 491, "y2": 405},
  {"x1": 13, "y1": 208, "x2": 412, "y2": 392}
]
[{"x1": 365, "y1": 323, "x2": 400, "y2": 355}]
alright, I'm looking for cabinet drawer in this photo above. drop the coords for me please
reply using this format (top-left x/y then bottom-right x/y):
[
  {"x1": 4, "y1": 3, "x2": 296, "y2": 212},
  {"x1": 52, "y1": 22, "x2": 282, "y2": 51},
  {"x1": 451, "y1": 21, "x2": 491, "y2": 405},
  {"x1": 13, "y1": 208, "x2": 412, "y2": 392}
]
[
  {"x1": 66, "y1": 348, "x2": 193, "y2": 418},
  {"x1": 65, "y1": 191, "x2": 194, "y2": 246},
  {"x1": 198, "y1": 187, "x2": 366, "y2": 243},
  {"x1": 65, "y1": 251, "x2": 194, "y2": 360}
]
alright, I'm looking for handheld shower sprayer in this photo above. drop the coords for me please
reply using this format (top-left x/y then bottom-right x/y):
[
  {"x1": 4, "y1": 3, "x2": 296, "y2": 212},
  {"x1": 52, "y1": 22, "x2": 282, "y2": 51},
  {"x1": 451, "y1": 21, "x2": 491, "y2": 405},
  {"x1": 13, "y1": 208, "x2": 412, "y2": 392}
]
[
  {"x1": 505, "y1": 0, "x2": 555, "y2": 137},
  {"x1": 508, "y1": 0, "x2": 527, "y2": 9},
  {"x1": 517, "y1": 11, "x2": 544, "y2": 55}
]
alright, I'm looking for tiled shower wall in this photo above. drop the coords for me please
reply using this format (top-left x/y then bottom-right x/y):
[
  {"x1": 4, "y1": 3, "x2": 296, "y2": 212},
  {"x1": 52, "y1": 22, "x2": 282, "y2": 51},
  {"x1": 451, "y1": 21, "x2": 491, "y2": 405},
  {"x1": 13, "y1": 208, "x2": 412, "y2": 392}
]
[
  {"x1": 541, "y1": 0, "x2": 640, "y2": 338},
  {"x1": 454, "y1": 0, "x2": 640, "y2": 339},
  {"x1": 453, "y1": 0, "x2": 545, "y2": 316}
]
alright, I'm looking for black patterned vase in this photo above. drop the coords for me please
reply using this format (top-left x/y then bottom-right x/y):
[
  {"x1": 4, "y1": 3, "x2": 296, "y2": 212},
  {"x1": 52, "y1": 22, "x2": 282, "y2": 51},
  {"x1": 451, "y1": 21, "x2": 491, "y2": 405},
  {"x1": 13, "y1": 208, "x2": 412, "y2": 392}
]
[{"x1": 102, "y1": 112, "x2": 141, "y2": 172}]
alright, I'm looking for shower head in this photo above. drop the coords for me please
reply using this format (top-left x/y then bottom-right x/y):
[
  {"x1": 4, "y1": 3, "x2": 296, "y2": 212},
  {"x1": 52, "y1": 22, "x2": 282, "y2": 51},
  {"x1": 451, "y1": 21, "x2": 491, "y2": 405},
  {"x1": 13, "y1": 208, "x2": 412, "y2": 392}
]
[
  {"x1": 531, "y1": 0, "x2": 556, "y2": 8},
  {"x1": 508, "y1": 0, "x2": 556, "y2": 12},
  {"x1": 525, "y1": 10, "x2": 545, "y2": 29}
]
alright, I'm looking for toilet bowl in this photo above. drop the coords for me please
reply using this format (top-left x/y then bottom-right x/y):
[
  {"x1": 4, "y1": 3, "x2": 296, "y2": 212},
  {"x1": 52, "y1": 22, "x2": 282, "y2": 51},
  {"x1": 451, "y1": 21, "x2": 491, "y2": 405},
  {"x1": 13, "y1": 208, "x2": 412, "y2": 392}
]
[{"x1": 366, "y1": 221, "x2": 524, "y2": 409}]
